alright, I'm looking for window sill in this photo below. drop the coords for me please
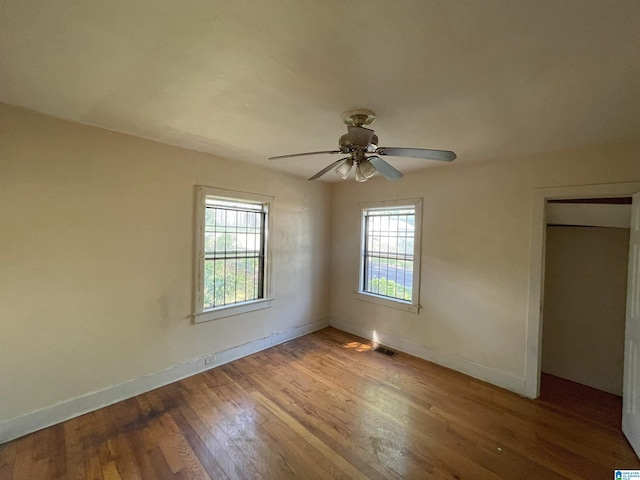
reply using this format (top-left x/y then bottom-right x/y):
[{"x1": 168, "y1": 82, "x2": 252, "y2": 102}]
[
  {"x1": 193, "y1": 298, "x2": 273, "y2": 323},
  {"x1": 353, "y1": 291, "x2": 420, "y2": 314}
]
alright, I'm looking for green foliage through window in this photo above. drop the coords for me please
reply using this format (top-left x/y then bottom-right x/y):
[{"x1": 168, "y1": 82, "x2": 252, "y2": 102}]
[{"x1": 369, "y1": 278, "x2": 411, "y2": 301}]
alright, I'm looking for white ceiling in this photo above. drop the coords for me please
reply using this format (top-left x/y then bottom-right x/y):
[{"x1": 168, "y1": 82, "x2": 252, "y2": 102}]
[{"x1": 1, "y1": 1, "x2": 638, "y2": 181}]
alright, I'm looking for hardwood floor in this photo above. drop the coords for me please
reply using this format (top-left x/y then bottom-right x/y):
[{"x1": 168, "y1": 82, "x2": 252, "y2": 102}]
[{"x1": 1, "y1": 327, "x2": 638, "y2": 479}]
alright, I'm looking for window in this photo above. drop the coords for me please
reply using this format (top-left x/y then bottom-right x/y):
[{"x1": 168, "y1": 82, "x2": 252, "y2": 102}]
[
  {"x1": 357, "y1": 198, "x2": 422, "y2": 313},
  {"x1": 193, "y1": 186, "x2": 273, "y2": 323}
]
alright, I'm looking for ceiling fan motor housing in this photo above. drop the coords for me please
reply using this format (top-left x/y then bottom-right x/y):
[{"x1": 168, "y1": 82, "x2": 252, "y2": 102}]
[{"x1": 339, "y1": 132, "x2": 378, "y2": 151}]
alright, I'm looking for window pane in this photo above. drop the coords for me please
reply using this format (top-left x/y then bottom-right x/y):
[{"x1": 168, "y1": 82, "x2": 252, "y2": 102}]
[
  {"x1": 204, "y1": 232, "x2": 216, "y2": 254},
  {"x1": 224, "y1": 258, "x2": 237, "y2": 304},
  {"x1": 203, "y1": 259, "x2": 215, "y2": 309},
  {"x1": 205, "y1": 208, "x2": 216, "y2": 227},
  {"x1": 214, "y1": 259, "x2": 225, "y2": 306}
]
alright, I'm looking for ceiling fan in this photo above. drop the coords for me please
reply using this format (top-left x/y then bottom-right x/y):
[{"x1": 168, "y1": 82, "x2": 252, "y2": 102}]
[{"x1": 268, "y1": 109, "x2": 457, "y2": 182}]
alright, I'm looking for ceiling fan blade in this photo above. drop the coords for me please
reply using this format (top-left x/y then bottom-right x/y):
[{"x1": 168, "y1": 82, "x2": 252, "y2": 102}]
[
  {"x1": 376, "y1": 147, "x2": 457, "y2": 162},
  {"x1": 269, "y1": 150, "x2": 341, "y2": 160},
  {"x1": 308, "y1": 158, "x2": 350, "y2": 181},
  {"x1": 368, "y1": 156, "x2": 403, "y2": 181},
  {"x1": 347, "y1": 126, "x2": 375, "y2": 147}
]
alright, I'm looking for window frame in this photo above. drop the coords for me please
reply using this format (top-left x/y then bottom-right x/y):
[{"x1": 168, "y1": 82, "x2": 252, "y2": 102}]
[
  {"x1": 355, "y1": 198, "x2": 422, "y2": 314},
  {"x1": 193, "y1": 186, "x2": 274, "y2": 323}
]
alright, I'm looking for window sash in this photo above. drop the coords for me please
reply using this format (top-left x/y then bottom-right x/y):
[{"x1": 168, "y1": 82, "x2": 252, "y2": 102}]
[
  {"x1": 362, "y1": 207, "x2": 415, "y2": 302},
  {"x1": 203, "y1": 202, "x2": 266, "y2": 309}
]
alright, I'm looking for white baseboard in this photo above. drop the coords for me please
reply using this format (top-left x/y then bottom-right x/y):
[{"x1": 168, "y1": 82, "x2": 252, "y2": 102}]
[
  {"x1": 330, "y1": 317, "x2": 526, "y2": 396},
  {"x1": 0, "y1": 317, "x2": 329, "y2": 444}
]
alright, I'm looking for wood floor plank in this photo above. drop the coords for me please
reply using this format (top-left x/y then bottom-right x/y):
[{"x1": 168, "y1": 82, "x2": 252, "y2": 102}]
[
  {"x1": 0, "y1": 440, "x2": 16, "y2": 480},
  {"x1": 64, "y1": 416, "x2": 89, "y2": 480},
  {"x1": 147, "y1": 448, "x2": 176, "y2": 480},
  {"x1": 155, "y1": 420, "x2": 185, "y2": 474},
  {"x1": 107, "y1": 434, "x2": 144, "y2": 480},
  {"x1": 101, "y1": 461, "x2": 122, "y2": 480},
  {"x1": 11, "y1": 436, "x2": 35, "y2": 480},
  {"x1": 84, "y1": 454, "x2": 104, "y2": 480},
  {"x1": 124, "y1": 430, "x2": 159, "y2": 480},
  {"x1": 1, "y1": 327, "x2": 639, "y2": 479},
  {"x1": 159, "y1": 412, "x2": 212, "y2": 480}
]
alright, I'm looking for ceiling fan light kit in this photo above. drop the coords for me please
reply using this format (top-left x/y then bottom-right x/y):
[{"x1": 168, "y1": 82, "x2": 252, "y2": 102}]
[
  {"x1": 268, "y1": 109, "x2": 457, "y2": 182},
  {"x1": 357, "y1": 158, "x2": 377, "y2": 180},
  {"x1": 335, "y1": 158, "x2": 353, "y2": 179}
]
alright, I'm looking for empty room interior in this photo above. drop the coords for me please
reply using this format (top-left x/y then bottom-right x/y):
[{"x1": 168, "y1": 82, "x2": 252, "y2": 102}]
[{"x1": 1, "y1": 1, "x2": 640, "y2": 479}]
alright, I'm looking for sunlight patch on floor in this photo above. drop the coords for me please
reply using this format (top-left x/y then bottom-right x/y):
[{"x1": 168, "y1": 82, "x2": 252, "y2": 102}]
[{"x1": 343, "y1": 341, "x2": 373, "y2": 352}]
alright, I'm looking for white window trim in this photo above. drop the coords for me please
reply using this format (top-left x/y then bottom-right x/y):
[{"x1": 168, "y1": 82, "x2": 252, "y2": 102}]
[
  {"x1": 193, "y1": 186, "x2": 274, "y2": 323},
  {"x1": 354, "y1": 197, "x2": 422, "y2": 314}
]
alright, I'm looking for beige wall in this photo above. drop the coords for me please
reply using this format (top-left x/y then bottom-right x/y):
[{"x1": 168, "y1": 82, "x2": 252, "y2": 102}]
[
  {"x1": 330, "y1": 142, "x2": 640, "y2": 390},
  {"x1": 542, "y1": 226, "x2": 629, "y2": 395},
  {"x1": 0, "y1": 103, "x2": 332, "y2": 423}
]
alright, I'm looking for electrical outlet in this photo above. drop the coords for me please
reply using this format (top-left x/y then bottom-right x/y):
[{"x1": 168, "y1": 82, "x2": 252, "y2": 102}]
[{"x1": 204, "y1": 355, "x2": 216, "y2": 366}]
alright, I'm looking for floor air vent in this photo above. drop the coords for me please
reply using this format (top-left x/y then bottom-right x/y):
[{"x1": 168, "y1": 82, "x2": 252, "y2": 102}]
[{"x1": 374, "y1": 346, "x2": 397, "y2": 357}]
